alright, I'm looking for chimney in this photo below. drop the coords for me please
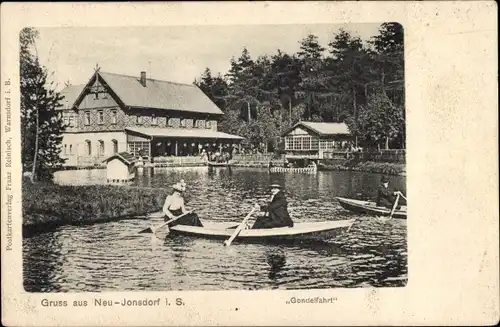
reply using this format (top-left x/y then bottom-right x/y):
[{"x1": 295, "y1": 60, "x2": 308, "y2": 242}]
[{"x1": 140, "y1": 71, "x2": 147, "y2": 87}]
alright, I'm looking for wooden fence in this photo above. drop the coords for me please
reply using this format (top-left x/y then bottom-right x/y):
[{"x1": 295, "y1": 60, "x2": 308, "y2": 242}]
[{"x1": 347, "y1": 149, "x2": 406, "y2": 163}]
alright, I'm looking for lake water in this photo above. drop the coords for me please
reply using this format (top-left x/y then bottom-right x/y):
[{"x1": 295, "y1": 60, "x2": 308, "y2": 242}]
[{"x1": 24, "y1": 167, "x2": 407, "y2": 292}]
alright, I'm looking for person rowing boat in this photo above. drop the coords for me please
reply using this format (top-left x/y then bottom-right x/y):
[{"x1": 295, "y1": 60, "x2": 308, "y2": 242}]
[
  {"x1": 163, "y1": 181, "x2": 203, "y2": 227},
  {"x1": 376, "y1": 176, "x2": 403, "y2": 209},
  {"x1": 251, "y1": 184, "x2": 294, "y2": 229}
]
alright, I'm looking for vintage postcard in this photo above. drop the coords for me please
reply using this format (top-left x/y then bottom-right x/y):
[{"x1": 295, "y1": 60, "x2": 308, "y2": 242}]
[{"x1": 1, "y1": 1, "x2": 498, "y2": 326}]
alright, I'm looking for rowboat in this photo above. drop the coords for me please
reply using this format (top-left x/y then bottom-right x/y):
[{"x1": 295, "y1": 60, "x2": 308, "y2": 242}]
[
  {"x1": 164, "y1": 219, "x2": 355, "y2": 243},
  {"x1": 269, "y1": 165, "x2": 317, "y2": 174},
  {"x1": 336, "y1": 197, "x2": 407, "y2": 219}
]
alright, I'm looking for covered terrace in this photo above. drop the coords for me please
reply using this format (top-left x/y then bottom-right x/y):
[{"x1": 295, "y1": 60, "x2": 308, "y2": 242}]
[{"x1": 124, "y1": 127, "x2": 245, "y2": 158}]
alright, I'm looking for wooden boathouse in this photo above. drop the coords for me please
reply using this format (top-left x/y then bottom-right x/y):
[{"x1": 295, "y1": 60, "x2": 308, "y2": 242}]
[
  {"x1": 103, "y1": 152, "x2": 138, "y2": 183},
  {"x1": 281, "y1": 121, "x2": 353, "y2": 162}
]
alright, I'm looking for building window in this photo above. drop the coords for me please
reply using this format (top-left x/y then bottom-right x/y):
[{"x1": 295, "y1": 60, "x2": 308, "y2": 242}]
[
  {"x1": 111, "y1": 110, "x2": 117, "y2": 124},
  {"x1": 311, "y1": 137, "x2": 319, "y2": 150},
  {"x1": 64, "y1": 144, "x2": 67, "y2": 155},
  {"x1": 98, "y1": 110, "x2": 104, "y2": 124},
  {"x1": 136, "y1": 115, "x2": 143, "y2": 125},
  {"x1": 302, "y1": 136, "x2": 311, "y2": 150},
  {"x1": 128, "y1": 141, "x2": 150, "y2": 157},
  {"x1": 180, "y1": 119, "x2": 186, "y2": 128},
  {"x1": 94, "y1": 92, "x2": 99, "y2": 100},
  {"x1": 85, "y1": 140, "x2": 91, "y2": 155},
  {"x1": 84, "y1": 111, "x2": 90, "y2": 125},
  {"x1": 285, "y1": 137, "x2": 293, "y2": 150},
  {"x1": 69, "y1": 144, "x2": 73, "y2": 154},
  {"x1": 98, "y1": 140, "x2": 105, "y2": 156},
  {"x1": 293, "y1": 137, "x2": 301, "y2": 150},
  {"x1": 205, "y1": 120, "x2": 211, "y2": 129},
  {"x1": 167, "y1": 117, "x2": 173, "y2": 127},
  {"x1": 68, "y1": 115, "x2": 74, "y2": 127},
  {"x1": 152, "y1": 114, "x2": 157, "y2": 125},
  {"x1": 112, "y1": 139, "x2": 118, "y2": 154}
]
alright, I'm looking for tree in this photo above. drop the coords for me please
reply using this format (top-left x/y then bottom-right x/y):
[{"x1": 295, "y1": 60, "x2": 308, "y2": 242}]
[
  {"x1": 195, "y1": 68, "x2": 228, "y2": 111},
  {"x1": 346, "y1": 92, "x2": 404, "y2": 150},
  {"x1": 20, "y1": 27, "x2": 66, "y2": 182},
  {"x1": 297, "y1": 34, "x2": 330, "y2": 120},
  {"x1": 327, "y1": 29, "x2": 374, "y2": 122},
  {"x1": 370, "y1": 23, "x2": 405, "y2": 147}
]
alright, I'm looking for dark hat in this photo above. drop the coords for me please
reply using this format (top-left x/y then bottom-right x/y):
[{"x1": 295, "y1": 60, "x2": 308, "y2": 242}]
[
  {"x1": 270, "y1": 184, "x2": 282, "y2": 189},
  {"x1": 381, "y1": 176, "x2": 389, "y2": 183}
]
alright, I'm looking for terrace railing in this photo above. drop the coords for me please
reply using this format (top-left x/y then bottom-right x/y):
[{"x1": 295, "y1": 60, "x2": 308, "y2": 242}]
[
  {"x1": 232, "y1": 154, "x2": 277, "y2": 162},
  {"x1": 153, "y1": 156, "x2": 205, "y2": 166}
]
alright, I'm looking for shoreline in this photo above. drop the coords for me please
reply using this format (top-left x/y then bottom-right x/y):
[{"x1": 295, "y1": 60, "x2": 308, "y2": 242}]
[
  {"x1": 22, "y1": 181, "x2": 168, "y2": 238},
  {"x1": 318, "y1": 161, "x2": 406, "y2": 176}
]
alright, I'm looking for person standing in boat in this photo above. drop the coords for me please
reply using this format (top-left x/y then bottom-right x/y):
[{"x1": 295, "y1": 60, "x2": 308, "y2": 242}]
[
  {"x1": 163, "y1": 182, "x2": 203, "y2": 227},
  {"x1": 251, "y1": 184, "x2": 294, "y2": 229},
  {"x1": 376, "y1": 176, "x2": 402, "y2": 209}
]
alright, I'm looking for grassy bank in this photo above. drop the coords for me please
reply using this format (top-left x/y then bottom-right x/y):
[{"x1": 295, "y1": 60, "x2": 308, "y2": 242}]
[
  {"x1": 320, "y1": 159, "x2": 406, "y2": 176},
  {"x1": 23, "y1": 181, "x2": 169, "y2": 236}
]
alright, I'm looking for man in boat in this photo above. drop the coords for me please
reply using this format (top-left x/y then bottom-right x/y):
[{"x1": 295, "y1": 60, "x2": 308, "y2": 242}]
[
  {"x1": 163, "y1": 181, "x2": 203, "y2": 227},
  {"x1": 251, "y1": 184, "x2": 294, "y2": 229},
  {"x1": 376, "y1": 176, "x2": 402, "y2": 209}
]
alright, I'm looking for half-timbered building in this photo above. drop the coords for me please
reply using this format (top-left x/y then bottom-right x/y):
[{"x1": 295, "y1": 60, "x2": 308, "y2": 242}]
[{"x1": 58, "y1": 70, "x2": 243, "y2": 167}]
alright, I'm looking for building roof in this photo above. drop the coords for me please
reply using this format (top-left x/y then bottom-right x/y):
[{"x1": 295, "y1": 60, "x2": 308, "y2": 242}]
[
  {"x1": 64, "y1": 71, "x2": 224, "y2": 115},
  {"x1": 60, "y1": 84, "x2": 85, "y2": 110},
  {"x1": 283, "y1": 121, "x2": 351, "y2": 136},
  {"x1": 102, "y1": 151, "x2": 138, "y2": 165},
  {"x1": 125, "y1": 127, "x2": 245, "y2": 140}
]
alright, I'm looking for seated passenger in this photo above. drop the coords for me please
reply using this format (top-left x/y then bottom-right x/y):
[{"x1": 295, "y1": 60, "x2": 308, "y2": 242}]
[{"x1": 163, "y1": 182, "x2": 203, "y2": 227}]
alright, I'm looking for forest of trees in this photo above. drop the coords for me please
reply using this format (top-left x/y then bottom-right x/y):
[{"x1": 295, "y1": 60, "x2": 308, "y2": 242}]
[{"x1": 194, "y1": 23, "x2": 404, "y2": 152}]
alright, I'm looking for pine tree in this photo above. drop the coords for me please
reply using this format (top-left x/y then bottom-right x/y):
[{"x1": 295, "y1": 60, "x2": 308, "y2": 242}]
[
  {"x1": 297, "y1": 34, "x2": 328, "y2": 120},
  {"x1": 370, "y1": 23, "x2": 405, "y2": 148},
  {"x1": 195, "y1": 68, "x2": 228, "y2": 111},
  {"x1": 20, "y1": 27, "x2": 66, "y2": 182}
]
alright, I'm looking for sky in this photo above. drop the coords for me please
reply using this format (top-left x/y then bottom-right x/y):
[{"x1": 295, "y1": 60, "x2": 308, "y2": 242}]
[{"x1": 35, "y1": 24, "x2": 382, "y2": 91}]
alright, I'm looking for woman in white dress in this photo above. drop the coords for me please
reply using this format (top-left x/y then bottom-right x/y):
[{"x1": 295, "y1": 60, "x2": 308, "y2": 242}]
[{"x1": 162, "y1": 181, "x2": 203, "y2": 227}]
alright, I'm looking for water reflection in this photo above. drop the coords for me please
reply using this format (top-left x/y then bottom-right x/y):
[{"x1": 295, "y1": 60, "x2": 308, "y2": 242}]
[
  {"x1": 266, "y1": 248, "x2": 286, "y2": 280},
  {"x1": 26, "y1": 168, "x2": 406, "y2": 292}
]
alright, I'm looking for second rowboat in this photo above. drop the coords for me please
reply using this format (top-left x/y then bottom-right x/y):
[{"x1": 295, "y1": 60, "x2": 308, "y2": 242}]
[{"x1": 336, "y1": 197, "x2": 407, "y2": 219}]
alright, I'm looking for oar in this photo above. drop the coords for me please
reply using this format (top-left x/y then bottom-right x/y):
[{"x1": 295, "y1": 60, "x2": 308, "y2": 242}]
[
  {"x1": 396, "y1": 191, "x2": 407, "y2": 201},
  {"x1": 139, "y1": 210, "x2": 194, "y2": 234},
  {"x1": 387, "y1": 193, "x2": 401, "y2": 220},
  {"x1": 223, "y1": 205, "x2": 258, "y2": 247}
]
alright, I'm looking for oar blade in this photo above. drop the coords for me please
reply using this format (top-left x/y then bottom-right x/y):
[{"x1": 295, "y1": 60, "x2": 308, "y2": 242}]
[{"x1": 139, "y1": 227, "x2": 154, "y2": 234}]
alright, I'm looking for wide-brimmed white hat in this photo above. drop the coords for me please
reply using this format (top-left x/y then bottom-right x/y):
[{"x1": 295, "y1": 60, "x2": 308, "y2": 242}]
[{"x1": 172, "y1": 182, "x2": 186, "y2": 192}]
